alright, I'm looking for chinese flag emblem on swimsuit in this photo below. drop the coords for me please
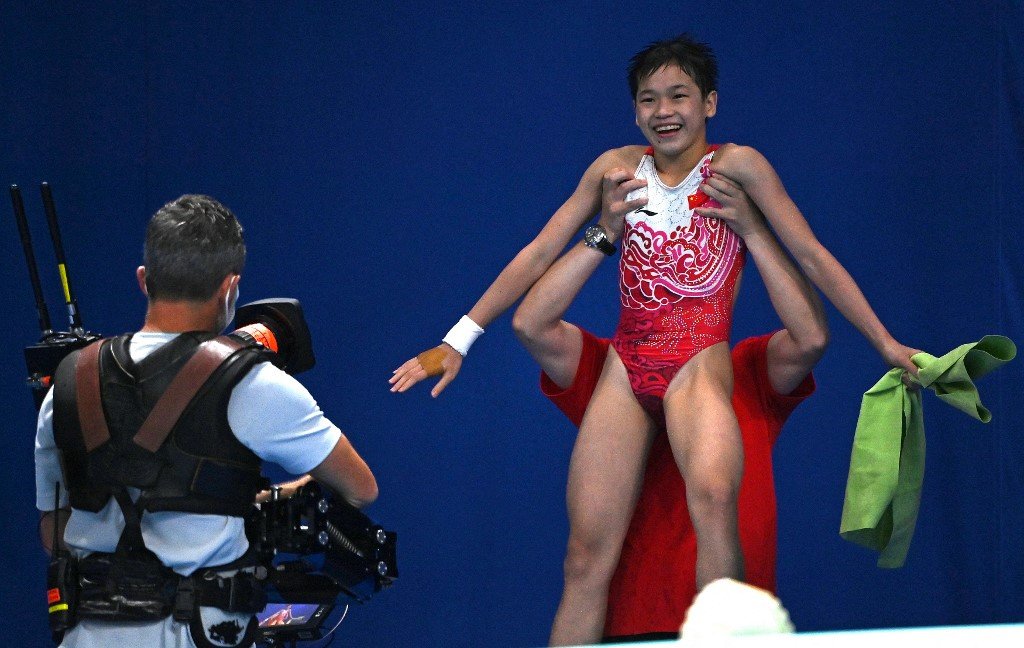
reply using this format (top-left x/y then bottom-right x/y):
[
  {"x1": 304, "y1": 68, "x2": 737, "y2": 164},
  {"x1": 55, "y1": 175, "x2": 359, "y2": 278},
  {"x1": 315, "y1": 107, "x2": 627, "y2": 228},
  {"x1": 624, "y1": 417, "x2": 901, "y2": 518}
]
[{"x1": 687, "y1": 191, "x2": 710, "y2": 210}]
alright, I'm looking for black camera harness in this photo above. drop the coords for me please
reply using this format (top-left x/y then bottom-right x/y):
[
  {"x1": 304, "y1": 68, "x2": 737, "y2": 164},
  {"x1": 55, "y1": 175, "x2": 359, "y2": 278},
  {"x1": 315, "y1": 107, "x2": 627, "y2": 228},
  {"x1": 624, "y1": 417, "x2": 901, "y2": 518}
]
[{"x1": 48, "y1": 334, "x2": 271, "y2": 646}]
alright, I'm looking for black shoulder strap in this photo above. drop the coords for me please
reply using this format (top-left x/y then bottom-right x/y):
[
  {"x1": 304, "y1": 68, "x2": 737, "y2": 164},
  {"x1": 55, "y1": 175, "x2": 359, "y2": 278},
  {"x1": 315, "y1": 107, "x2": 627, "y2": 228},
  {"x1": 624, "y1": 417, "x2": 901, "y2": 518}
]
[
  {"x1": 66, "y1": 335, "x2": 247, "y2": 455},
  {"x1": 52, "y1": 339, "x2": 117, "y2": 512},
  {"x1": 74, "y1": 339, "x2": 111, "y2": 452},
  {"x1": 132, "y1": 336, "x2": 246, "y2": 453}
]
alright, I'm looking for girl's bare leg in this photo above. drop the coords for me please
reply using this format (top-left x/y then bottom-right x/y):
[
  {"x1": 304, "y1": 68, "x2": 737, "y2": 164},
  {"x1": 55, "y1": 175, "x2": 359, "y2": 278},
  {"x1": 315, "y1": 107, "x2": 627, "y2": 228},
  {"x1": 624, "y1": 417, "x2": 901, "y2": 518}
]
[
  {"x1": 663, "y1": 341, "x2": 745, "y2": 589},
  {"x1": 549, "y1": 348, "x2": 656, "y2": 646}
]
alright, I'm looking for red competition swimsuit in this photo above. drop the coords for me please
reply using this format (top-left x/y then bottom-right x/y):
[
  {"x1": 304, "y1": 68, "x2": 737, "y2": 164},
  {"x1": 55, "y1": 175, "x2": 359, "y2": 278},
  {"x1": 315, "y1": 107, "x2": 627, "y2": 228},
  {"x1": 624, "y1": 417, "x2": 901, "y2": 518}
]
[{"x1": 612, "y1": 145, "x2": 745, "y2": 420}]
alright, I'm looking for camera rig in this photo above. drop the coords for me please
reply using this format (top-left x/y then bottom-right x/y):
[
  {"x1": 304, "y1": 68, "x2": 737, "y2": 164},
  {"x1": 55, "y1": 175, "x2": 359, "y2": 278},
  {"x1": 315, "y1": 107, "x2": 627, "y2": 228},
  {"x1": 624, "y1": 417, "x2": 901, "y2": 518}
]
[
  {"x1": 250, "y1": 481, "x2": 398, "y2": 604},
  {"x1": 11, "y1": 184, "x2": 397, "y2": 645}
]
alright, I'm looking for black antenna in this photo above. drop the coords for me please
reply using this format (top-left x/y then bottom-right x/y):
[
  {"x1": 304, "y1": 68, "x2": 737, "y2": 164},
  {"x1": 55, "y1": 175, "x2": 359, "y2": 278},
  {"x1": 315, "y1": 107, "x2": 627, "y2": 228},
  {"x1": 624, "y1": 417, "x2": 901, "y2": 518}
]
[
  {"x1": 52, "y1": 482, "x2": 62, "y2": 554},
  {"x1": 12, "y1": 181, "x2": 102, "y2": 409},
  {"x1": 40, "y1": 183, "x2": 85, "y2": 335},
  {"x1": 9, "y1": 185, "x2": 54, "y2": 335}
]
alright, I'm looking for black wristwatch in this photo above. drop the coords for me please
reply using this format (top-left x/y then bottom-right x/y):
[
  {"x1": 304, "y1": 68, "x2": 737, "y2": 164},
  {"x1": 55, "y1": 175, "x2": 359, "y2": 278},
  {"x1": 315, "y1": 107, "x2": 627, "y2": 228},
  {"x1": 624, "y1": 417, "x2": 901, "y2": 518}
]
[{"x1": 583, "y1": 224, "x2": 616, "y2": 256}]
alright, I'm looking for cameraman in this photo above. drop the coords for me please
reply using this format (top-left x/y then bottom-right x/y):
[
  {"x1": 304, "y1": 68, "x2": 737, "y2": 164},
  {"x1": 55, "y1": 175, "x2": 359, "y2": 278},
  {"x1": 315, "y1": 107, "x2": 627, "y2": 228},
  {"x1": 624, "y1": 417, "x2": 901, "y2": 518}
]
[{"x1": 34, "y1": 195, "x2": 378, "y2": 647}]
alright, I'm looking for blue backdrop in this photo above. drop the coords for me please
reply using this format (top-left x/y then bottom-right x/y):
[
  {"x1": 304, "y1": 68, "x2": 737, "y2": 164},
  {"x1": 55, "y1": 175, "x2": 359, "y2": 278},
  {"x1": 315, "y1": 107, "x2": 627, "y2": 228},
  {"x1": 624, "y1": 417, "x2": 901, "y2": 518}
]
[{"x1": 1, "y1": 2, "x2": 1021, "y2": 646}]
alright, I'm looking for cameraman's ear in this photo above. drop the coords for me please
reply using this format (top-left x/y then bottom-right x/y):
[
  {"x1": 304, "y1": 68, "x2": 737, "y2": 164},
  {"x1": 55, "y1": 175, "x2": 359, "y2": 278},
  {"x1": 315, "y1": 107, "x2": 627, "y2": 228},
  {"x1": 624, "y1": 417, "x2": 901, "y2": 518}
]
[
  {"x1": 136, "y1": 266, "x2": 149, "y2": 297},
  {"x1": 219, "y1": 273, "x2": 240, "y2": 297}
]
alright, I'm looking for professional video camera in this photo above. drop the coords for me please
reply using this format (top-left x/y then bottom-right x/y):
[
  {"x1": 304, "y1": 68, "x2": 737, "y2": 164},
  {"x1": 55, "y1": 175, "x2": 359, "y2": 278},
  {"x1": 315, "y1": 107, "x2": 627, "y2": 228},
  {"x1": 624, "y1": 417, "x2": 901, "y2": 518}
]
[
  {"x1": 11, "y1": 184, "x2": 397, "y2": 646},
  {"x1": 249, "y1": 481, "x2": 398, "y2": 645}
]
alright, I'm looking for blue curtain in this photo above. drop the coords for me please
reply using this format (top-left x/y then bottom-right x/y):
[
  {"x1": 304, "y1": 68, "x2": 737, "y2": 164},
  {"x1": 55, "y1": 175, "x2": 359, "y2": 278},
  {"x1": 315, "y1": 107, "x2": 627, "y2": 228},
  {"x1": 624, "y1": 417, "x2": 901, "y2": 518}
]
[{"x1": 1, "y1": 2, "x2": 1020, "y2": 645}]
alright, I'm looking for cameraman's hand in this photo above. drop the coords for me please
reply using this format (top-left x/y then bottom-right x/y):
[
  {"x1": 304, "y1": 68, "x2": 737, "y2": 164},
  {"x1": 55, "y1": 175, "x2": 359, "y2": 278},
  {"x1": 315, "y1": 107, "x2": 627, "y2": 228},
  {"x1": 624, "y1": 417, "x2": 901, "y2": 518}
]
[
  {"x1": 390, "y1": 343, "x2": 463, "y2": 398},
  {"x1": 598, "y1": 167, "x2": 647, "y2": 241},
  {"x1": 255, "y1": 474, "x2": 314, "y2": 504}
]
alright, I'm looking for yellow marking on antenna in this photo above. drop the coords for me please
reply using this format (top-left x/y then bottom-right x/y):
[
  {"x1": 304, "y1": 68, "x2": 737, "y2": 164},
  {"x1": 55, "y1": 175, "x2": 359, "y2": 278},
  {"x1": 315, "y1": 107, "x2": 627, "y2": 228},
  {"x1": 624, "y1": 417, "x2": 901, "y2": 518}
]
[{"x1": 58, "y1": 264, "x2": 71, "y2": 302}]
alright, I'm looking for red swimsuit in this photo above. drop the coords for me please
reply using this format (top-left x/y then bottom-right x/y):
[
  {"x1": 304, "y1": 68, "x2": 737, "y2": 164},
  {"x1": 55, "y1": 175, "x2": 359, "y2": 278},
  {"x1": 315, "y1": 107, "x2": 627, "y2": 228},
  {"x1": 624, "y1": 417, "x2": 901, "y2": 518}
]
[{"x1": 612, "y1": 146, "x2": 746, "y2": 420}]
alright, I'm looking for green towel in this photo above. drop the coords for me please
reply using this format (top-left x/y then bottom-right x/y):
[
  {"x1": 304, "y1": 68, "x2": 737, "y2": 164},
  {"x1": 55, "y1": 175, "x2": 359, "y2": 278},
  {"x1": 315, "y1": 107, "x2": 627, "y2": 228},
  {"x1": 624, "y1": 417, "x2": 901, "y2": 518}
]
[{"x1": 839, "y1": 335, "x2": 1016, "y2": 568}]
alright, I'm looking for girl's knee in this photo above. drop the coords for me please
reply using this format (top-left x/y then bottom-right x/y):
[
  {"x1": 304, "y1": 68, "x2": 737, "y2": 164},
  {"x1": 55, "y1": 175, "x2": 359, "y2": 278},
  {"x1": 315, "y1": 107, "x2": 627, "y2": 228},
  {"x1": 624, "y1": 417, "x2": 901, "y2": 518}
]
[
  {"x1": 688, "y1": 477, "x2": 739, "y2": 516},
  {"x1": 562, "y1": 533, "x2": 617, "y2": 585}
]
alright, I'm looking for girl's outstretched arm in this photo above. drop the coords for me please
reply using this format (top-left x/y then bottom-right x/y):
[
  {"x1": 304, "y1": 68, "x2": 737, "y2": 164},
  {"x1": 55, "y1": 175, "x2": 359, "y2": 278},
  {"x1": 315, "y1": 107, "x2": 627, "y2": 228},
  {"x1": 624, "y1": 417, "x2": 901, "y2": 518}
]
[
  {"x1": 711, "y1": 145, "x2": 919, "y2": 374},
  {"x1": 390, "y1": 147, "x2": 640, "y2": 397}
]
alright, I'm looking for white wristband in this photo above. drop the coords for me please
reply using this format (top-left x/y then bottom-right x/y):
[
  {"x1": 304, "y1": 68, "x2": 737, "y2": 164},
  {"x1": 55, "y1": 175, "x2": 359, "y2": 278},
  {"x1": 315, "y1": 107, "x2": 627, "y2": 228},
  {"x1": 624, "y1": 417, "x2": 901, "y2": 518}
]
[{"x1": 443, "y1": 315, "x2": 484, "y2": 356}]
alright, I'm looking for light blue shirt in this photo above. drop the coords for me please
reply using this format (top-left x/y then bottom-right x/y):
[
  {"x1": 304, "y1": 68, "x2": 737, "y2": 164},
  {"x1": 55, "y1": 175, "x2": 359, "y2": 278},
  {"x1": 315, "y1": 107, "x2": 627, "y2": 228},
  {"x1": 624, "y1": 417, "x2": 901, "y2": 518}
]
[{"x1": 35, "y1": 332, "x2": 343, "y2": 576}]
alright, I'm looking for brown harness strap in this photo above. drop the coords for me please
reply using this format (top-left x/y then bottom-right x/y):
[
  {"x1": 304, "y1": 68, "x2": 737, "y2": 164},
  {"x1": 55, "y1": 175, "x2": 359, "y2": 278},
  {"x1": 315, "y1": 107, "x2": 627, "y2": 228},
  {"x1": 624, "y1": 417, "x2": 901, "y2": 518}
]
[
  {"x1": 76, "y1": 340, "x2": 110, "y2": 452},
  {"x1": 132, "y1": 337, "x2": 245, "y2": 453}
]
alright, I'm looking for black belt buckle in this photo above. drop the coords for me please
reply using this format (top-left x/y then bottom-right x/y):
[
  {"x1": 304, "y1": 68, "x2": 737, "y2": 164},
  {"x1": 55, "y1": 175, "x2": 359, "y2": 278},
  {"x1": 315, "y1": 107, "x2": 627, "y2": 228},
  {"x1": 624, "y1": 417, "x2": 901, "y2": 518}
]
[
  {"x1": 225, "y1": 571, "x2": 266, "y2": 613},
  {"x1": 226, "y1": 574, "x2": 241, "y2": 611},
  {"x1": 173, "y1": 577, "x2": 195, "y2": 622}
]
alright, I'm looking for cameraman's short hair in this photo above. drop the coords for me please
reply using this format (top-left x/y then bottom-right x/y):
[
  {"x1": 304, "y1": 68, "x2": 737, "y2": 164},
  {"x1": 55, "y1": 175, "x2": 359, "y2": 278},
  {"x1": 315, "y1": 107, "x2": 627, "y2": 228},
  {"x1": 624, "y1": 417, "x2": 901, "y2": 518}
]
[
  {"x1": 628, "y1": 33, "x2": 718, "y2": 99},
  {"x1": 143, "y1": 194, "x2": 245, "y2": 301}
]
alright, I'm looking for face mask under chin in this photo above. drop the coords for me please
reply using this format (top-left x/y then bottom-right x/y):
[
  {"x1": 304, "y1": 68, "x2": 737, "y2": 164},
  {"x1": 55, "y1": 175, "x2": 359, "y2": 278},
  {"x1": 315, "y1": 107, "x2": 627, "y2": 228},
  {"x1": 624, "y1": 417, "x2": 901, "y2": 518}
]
[{"x1": 219, "y1": 284, "x2": 239, "y2": 333}]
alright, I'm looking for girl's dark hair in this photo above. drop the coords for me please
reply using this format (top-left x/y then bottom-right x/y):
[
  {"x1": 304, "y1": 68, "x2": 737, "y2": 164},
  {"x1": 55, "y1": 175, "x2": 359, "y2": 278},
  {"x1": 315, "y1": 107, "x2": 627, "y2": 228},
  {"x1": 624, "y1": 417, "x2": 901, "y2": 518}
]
[{"x1": 628, "y1": 33, "x2": 718, "y2": 99}]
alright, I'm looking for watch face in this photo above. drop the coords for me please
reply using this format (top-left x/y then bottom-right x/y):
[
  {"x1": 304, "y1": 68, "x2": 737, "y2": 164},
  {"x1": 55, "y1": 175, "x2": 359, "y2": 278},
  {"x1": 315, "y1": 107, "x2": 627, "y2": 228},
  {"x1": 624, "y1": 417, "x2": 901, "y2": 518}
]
[{"x1": 584, "y1": 225, "x2": 614, "y2": 255}]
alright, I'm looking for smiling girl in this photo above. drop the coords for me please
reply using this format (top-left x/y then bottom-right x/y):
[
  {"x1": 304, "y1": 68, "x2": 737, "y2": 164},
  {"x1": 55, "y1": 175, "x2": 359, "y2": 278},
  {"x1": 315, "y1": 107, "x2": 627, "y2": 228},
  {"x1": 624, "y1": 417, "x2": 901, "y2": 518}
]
[{"x1": 392, "y1": 34, "x2": 918, "y2": 645}]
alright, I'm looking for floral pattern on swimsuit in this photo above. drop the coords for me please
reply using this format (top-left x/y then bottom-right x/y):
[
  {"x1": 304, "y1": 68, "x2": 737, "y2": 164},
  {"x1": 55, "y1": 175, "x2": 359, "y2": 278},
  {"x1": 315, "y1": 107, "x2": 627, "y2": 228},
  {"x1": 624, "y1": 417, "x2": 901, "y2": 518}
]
[{"x1": 613, "y1": 146, "x2": 746, "y2": 419}]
